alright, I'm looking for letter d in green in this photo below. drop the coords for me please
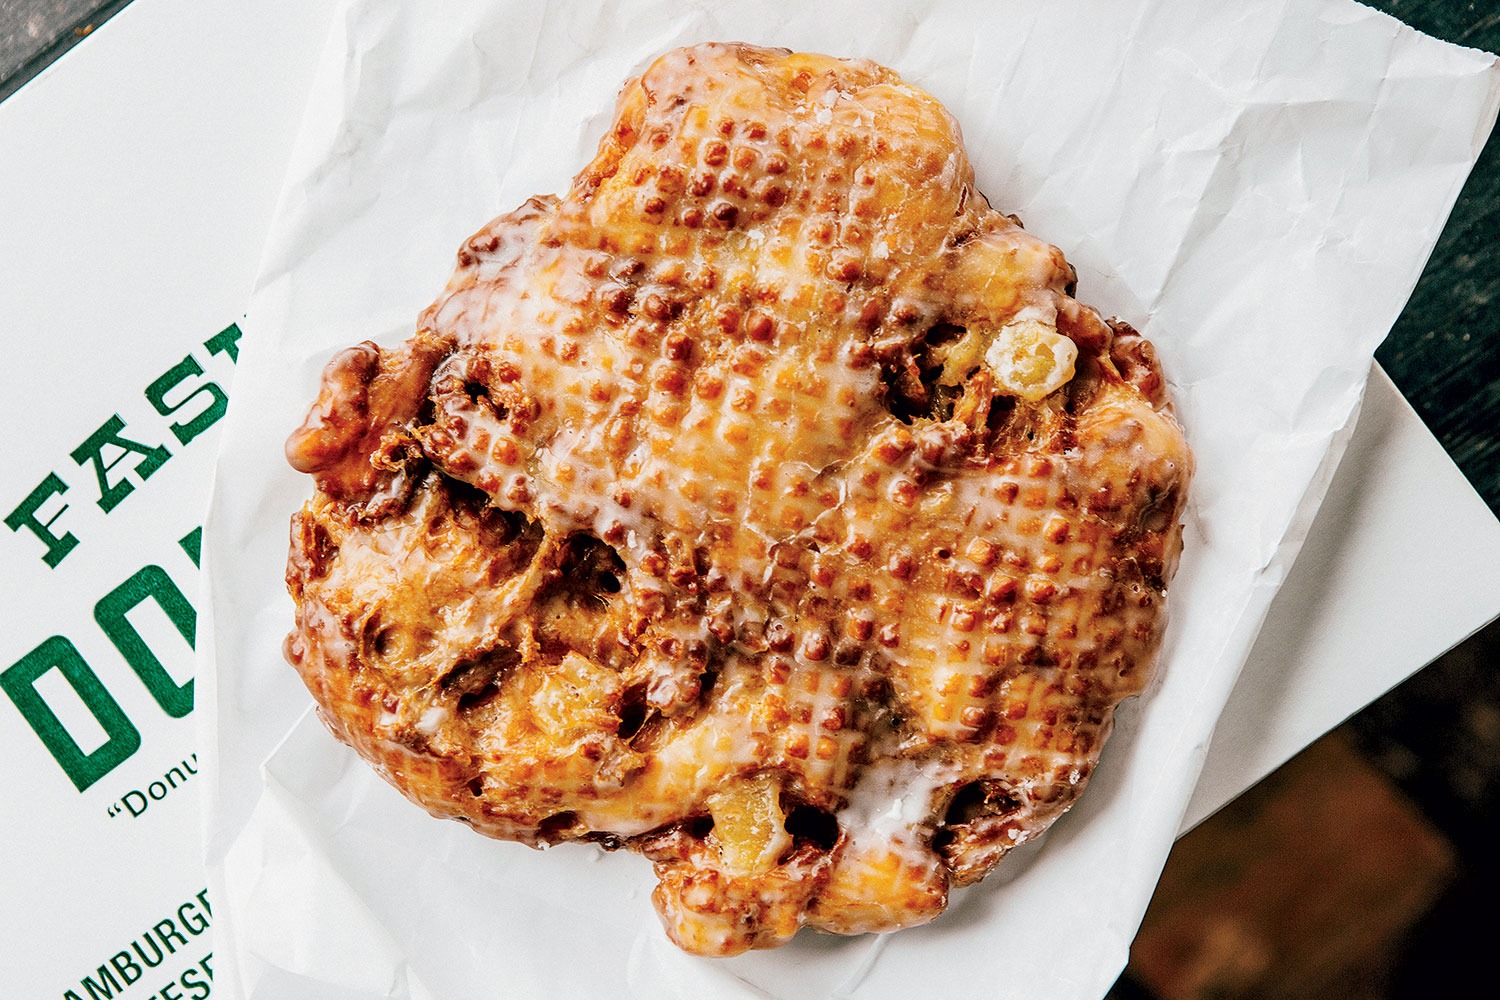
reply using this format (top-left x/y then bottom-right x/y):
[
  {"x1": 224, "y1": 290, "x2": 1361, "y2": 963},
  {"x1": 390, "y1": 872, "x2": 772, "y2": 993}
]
[{"x1": 1, "y1": 636, "x2": 140, "y2": 791}]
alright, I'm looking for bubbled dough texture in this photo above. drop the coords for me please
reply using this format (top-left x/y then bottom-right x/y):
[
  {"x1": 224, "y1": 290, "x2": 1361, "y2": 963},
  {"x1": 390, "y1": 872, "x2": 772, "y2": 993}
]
[{"x1": 283, "y1": 43, "x2": 1191, "y2": 957}]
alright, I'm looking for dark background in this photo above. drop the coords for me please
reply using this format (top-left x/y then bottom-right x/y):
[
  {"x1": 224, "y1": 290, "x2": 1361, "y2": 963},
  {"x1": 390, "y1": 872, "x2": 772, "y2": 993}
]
[{"x1": 3, "y1": 2, "x2": 1496, "y2": 997}]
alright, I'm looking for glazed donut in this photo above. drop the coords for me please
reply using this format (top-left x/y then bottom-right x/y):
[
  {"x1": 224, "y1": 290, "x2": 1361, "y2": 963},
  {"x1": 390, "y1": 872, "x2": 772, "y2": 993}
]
[{"x1": 283, "y1": 43, "x2": 1191, "y2": 957}]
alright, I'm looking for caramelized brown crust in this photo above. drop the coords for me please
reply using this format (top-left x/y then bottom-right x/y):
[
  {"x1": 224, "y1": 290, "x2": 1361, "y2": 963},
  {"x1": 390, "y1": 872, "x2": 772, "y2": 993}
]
[{"x1": 284, "y1": 43, "x2": 1191, "y2": 957}]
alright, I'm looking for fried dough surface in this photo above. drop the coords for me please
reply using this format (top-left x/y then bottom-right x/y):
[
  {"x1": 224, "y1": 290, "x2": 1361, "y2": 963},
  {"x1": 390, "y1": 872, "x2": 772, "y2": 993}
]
[{"x1": 284, "y1": 43, "x2": 1191, "y2": 957}]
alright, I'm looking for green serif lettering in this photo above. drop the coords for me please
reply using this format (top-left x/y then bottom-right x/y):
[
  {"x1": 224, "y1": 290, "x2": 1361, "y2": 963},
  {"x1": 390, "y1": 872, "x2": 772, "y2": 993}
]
[
  {"x1": 146, "y1": 354, "x2": 229, "y2": 447},
  {"x1": 69, "y1": 415, "x2": 171, "y2": 513},
  {"x1": 94, "y1": 565, "x2": 196, "y2": 719},
  {"x1": 0, "y1": 636, "x2": 141, "y2": 792},
  {"x1": 3, "y1": 472, "x2": 79, "y2": 567}
]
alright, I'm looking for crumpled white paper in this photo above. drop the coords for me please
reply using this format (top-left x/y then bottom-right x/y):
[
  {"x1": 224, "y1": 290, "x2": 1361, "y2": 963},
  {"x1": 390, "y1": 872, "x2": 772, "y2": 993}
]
[{"x1": 198, "y1": 1, "x2": 1500, "y2": 998}]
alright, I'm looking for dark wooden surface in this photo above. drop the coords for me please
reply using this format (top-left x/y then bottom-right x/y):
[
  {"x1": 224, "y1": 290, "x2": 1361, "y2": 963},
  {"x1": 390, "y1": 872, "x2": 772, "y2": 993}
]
[
  {"x1": 0, "y1": 0, "x2": 129, "y2": 101},
  {"x1": 2, "y1": 2, "x2": 1496, "y2": 998},
  {"x1": 1371, "y1": 1, "x2": 1500, "y2": 513}
]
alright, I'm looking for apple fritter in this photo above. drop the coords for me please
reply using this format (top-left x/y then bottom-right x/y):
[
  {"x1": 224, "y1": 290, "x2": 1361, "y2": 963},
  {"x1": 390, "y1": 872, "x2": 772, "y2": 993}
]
[{"x1": 283, "y1": 42, "x2": 1191, "y2": 957}]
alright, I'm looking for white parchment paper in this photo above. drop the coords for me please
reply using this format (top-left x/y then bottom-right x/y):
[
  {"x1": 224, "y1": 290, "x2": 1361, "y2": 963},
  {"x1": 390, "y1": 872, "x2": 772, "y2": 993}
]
[{"x1": 199, "y1": 1, "x2": 1500, "y2": 998}]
